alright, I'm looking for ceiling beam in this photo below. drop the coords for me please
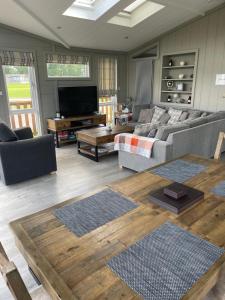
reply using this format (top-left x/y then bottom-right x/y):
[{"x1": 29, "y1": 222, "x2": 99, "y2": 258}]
[
  {"x1": 152, "y1": 0, "x2": 206, "y2": 16},
  {"x1": 12, "y1": 0, "x2": 70, "y2": 48}
]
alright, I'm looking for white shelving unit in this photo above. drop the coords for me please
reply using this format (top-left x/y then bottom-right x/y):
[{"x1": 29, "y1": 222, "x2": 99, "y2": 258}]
[{"x1": 160, "y1": 50, "x2": 198, "y2": 107}]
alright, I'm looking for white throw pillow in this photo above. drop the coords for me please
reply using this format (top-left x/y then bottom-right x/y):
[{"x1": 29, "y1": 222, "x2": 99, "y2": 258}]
[
  {"x1": 168, "y1": 108, "x2": 183, "y2": 124},
  {"x1": 151, "y1": 106, "x2": 166, "y2": 124}
]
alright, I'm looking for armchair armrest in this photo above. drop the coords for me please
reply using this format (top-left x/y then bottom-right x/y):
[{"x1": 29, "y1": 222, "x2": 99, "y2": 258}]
[
  {"x1": 0, "y1": 135, "x2": 57, "y2": 185},
  {"x1": 14, "y1": 127, "x2": 33, "y2": 140}
]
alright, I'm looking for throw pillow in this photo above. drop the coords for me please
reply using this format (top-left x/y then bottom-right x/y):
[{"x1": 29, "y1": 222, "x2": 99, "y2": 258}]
[
  {"x1": 148, "y1": 128, "x2": 158, "y2": 138},
  {"x1": 159, "y1": 112, "x2": 171, "y2": 125},
  {"x1": 138, "y1": 108, "x2": 154, "y2": 123},
  {"x1": 168, "y1": 108, "x2": 182, "y2": 124},
  {"x1": 151, "y1": 106, "x2": 166, "y2": 124},
  {"x1": 188, "y1": 110, "x2": 201, "y2": 120},
  {"x1": 179, "y1": 111, "x2": 188, "y2": 122},
  {"x1": 201, "y1": 112, "x2": 208, "y2": 117},
  {"x1": 0, "y1": 123, "x2": 18, "y2": 142},
  {"x1": 134, "y1": 122, "x2": 159, "y2": 137}
]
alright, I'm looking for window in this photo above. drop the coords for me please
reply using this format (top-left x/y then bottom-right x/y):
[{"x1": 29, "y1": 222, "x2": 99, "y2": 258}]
[{"x1": 46, "y1": 54, "x2": 90, "y2": 79}]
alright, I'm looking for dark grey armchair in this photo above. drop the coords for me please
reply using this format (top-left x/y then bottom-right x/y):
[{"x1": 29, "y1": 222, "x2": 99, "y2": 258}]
[{"x1": 0, "y1": 127, "x2": 57, "y2": 185}]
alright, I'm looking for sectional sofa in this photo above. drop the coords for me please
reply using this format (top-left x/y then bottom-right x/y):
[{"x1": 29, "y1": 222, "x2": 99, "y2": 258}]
[{"x1": 118, "y1": 105, "x2": 225, "y2": 172}]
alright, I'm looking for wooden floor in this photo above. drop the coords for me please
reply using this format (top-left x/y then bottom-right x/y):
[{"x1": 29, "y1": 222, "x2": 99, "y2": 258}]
[{"x1": 0, "y1": 145, "x2": 133, "y2": 300}]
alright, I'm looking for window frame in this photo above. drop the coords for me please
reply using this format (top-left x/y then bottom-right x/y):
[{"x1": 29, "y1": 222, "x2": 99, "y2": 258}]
[{"x1": 45, "y1": 53, "x2": 92, "y2": 81}]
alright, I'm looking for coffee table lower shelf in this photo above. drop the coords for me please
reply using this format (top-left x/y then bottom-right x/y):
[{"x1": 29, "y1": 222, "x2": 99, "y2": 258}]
[{"x1": 77, "y1": 142, "x2": 116, "y2": 162}]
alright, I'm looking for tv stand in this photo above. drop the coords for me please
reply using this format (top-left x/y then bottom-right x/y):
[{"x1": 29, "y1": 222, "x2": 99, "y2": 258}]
[{"x1": 47, "y1": 114, "x2": 106, "y2": 148}]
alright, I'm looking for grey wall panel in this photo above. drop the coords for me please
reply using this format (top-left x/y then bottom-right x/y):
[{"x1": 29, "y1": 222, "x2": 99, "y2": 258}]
[
  {"x1": 0, "y1": 25, "x2": 127, "y2": 131},
  {"x1": 128, "y1": 6, "x2": 225, "y2": 112}
]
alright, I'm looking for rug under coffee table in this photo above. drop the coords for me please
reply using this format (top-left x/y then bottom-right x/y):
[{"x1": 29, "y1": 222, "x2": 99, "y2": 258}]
[{"x1": 76, "y1": 125, "x2": 133, "y2": 161}]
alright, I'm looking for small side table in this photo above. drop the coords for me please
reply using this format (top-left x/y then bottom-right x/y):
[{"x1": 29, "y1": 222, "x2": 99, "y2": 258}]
[{"x1": 115, "y1": 112, "x2": 133, "y2": 125}]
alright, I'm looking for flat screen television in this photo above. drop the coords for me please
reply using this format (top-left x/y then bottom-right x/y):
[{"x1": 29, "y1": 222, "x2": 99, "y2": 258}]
[{"x1": 58, "y1": 86, "x2": 98, "y2": 117}]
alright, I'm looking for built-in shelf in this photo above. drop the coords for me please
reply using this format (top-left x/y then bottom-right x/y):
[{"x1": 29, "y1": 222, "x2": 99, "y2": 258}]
[
  {"x1": 162, "y1": 79, "x2": 193, "y2": 81},
  {"x1": 162, "y1": 91, "x2": 192, "y2": 94},
  {"x1": 162, "y1": 65, "x2": 195, "y2": 69},
  {"x1": 160, "y1": 50, "x2": 198, "y2": 107}
]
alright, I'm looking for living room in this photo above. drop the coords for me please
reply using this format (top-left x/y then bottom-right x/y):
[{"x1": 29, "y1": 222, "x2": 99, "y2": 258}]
[{"x1": 0, "y1": 1, "x2": 225, "y2": 299}]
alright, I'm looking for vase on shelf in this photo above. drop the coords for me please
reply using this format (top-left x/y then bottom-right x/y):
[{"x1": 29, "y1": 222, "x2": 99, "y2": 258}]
[{"x1": 188, "y1": 96, "x2": 192, "y2": 104}]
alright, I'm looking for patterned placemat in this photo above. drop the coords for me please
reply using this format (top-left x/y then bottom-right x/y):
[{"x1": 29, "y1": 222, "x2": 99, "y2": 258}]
[
  {"x1": 212, "y1": 180, "x2": 225, "y2": 197},
  {"x1": 151, "y1": 159, "x2": 206, "y2": 183},
  {"x1": 107, "y1": 222, "x2": 225, "y2": 300},
  {"x1": 54, "y1": 189, "x2": 138, "y2": 237}
]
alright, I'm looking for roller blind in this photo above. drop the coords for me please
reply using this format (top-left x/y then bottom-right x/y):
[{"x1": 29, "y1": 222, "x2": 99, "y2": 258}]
[
  {"x1": 0, "y1": 50, "x2": 35, "y2": 66},
  {"x1": 46, "y1": 53, "x2": 90, "y2": 65}
]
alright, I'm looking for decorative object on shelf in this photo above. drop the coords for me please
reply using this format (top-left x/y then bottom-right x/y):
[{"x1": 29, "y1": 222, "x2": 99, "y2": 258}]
[
  {"x1": 177, "y1": 83, "x2": 184, "y2": 91},
  {"x1": 173, "y1": 93, "x2": 179, "y2": 100},
  {"x1": 180, "y1": 61, "x2": 185, "y2": 66},
  {"x1": 168, "y1": 59, "x2": 173, "y2": 66},
  {"x1": 190, "y1": 74, "x2": 194, "y2": 79},
  {"x1": 180, "y1": 98, "x2": 185, "y2": 104},
  {"x1": 179, "y1": 74, "x2": 184, "y2": 79},
  {"x1": 164, "y1": 76, "x2": 172, "y2": 79},
  {"x1": 56, "y1": 112, "x2": 61, "y2": 119},
  {"x1": 167, "y1": 80, "x2": 174, "y2": 90},
  {"x1": 167, "y1": 95, "x2": 172, "y2": 102},
  {"x1": 188, "y1": 96, "x2": 192, "y2": 104},
  {"x1": 61, "y1": 115, "x2": 65, "y2": 119}
]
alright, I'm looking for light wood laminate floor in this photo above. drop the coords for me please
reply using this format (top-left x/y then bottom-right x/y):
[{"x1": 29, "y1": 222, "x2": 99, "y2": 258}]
[{"x1": 0, "y1": 145, "x2": 133, "y2": 299}]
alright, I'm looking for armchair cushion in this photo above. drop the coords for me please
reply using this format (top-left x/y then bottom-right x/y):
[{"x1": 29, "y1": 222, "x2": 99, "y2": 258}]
[
  {"x1": 0, "y1": 123, "x2": 18, "y2": 142},
  {"x1": 14, "y1": 127, "x2": 33, "y2": 140}
]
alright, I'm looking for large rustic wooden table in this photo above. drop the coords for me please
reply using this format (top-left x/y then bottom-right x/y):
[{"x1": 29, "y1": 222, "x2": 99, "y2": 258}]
[{"x1": 10, "y1": 155, "x2": 225, "y2": 300}]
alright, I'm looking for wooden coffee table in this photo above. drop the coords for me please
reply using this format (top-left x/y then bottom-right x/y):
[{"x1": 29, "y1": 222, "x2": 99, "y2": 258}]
[{"x1": 76, "y1": 125, "x2": 133, "y2": 161}]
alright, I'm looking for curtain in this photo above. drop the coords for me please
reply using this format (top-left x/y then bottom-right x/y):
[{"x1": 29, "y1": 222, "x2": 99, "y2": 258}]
[
  {"x1": 134, "y1": 59, "x2": 153, "y2": 105},
  {"x1": 46, "y1": 53, "x2": 89, "y2": 65},
  {"x1": 98, "y1": 56, "x2": 117, "y2": 97},
  {"x1": 0, "y1": 50, "x2": 34, "y2": 66}
]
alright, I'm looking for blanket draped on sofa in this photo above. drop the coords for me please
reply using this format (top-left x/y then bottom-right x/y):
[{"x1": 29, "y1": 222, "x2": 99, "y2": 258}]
[{"x1": 114, "y1": 133, "x2": 158, "y2": 158}]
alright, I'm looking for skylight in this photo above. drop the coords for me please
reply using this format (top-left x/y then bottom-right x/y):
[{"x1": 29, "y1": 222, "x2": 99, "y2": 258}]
[
  {"x1": 108, "y1": 1, "x2": 165, "y2": 28},
  {"x1": 73, "y1": 0, "x2": 96, "y2": 8},
  {"x1": 123, "y1": 0, "x2": 146, "y2": 13}
]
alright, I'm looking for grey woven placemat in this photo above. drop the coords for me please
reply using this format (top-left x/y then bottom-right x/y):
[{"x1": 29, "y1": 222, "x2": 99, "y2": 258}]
[
  {"x1": 107, "y1": 222, "x2": 225, "y2": 300},
  {"x1": 54, "y1": 189, "x2": 138, "y2": 237},
  {"x1": 212, "y1": 180, "x2": 225, "y2": 197},
  {"x1": 151, "y1": 159, "x2": 206, "y2": 183}
]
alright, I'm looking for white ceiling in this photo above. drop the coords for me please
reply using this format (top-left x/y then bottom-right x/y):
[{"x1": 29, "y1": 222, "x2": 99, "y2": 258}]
[{"x1": 0, "y1": 0, "x2": 224, "y2": 52}]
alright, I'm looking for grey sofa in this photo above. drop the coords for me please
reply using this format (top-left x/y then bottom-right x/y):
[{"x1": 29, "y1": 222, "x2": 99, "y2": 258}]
[
  {"x1": 0, "y1": 127, "x2": 57, "y2": 185},
  {"x1": 119, "y1": 106, "x2": 225, "y2": 172}
]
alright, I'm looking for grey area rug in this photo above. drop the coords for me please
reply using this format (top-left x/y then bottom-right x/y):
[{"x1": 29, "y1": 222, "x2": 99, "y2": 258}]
[
  {"x1": 151, "y1": 159, "x2": 206, "y2": 183},
  {"x1": 212, "y1": 180, "x2": 225, "y2": 197},
  {"x1": 54, "y1": 189, "x2": 138, "y2": 237},
  {"x1": 107, "y1": 222, "x2": 225, "y2": 300}
]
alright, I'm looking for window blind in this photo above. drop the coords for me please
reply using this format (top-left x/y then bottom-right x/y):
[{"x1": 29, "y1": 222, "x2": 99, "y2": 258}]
[
  {"x1": 0, "y1": 50, "x2": 35, "y2": 66},
  {"x1": 46, "y1": 53, "x2": 90, "y2": 65},
  {"x1": 98, "y1": 56, "x2": 117, "y2": 97}
]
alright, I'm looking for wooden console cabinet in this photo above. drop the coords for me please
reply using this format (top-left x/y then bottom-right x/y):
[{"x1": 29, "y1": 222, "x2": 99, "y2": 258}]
[{"x1": 47, "y1": 114, "x2": 106, "y2": 148}]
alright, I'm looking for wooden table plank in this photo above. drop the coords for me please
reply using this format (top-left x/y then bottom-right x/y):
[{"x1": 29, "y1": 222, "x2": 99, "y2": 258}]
[{"x1": 10, "y1": 155, "x2": 225, "y2": 300}]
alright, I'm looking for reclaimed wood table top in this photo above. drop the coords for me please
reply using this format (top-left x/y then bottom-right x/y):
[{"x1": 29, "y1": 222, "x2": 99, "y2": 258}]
[
  {"x1": 76, "y1": 125, "x2": 133, "y2": 145},
  {"x1": 10, "y1": 154, "x2": 225, "y2": 300}
]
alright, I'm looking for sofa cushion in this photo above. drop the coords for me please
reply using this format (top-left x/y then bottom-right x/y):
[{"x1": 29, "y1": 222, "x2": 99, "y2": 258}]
[
  {"x1": 134, "y1": 122, "x2": 159, "y2": 137},
  {"x1": 179, "y1": 111, "x2": 189, "y2": 122},
  {"x1": 0, "y1": 123, "x2": 18, "y2": 142},
  {"x1": 132, "y1": 104, "x2": 151, "y2": 122},
  {"x1": 168, "y1": 108, "x2": 183, "y2": 124},
  {"x1": 155, "y1": 123, "x2": 189, "y2": 141},
  {"x1": 205, "y1": 111, "x2": 225, "y2": 123},
  {"x1": 159, "y1": 112, "x2": 171, "y2": 125},
  {"x1": 138, "y1": 108, "x2": 154, "y2": 123},
  {"x1": 187, "y1": 110, "x2": 202, "y2": 119},
  {"x1": 184, "y1": 117, "x2": 207, "y2": 128},
  {"x1": 151, "y1": 106, "x2": 166, "y2": 124}
]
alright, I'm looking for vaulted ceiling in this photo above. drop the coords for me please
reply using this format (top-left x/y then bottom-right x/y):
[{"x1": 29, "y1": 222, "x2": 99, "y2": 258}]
[{"x1": 0, "y1": 0, "x2": 224, "y2": 51}]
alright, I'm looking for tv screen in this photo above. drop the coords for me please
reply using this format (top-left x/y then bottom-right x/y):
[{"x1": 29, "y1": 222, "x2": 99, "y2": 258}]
[{"x1": 58, "y1": 86, "x2": 98, "y2": 117}]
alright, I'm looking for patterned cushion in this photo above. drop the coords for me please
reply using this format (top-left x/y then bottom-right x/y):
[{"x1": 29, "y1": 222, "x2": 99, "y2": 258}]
[
  {"x1": 187, "y1": 110, "x2": 201, "y2": 120},
  {"x1": 168, "y1": 108, "x2": 183, "y2": 124},
  {"x1": 159, "y1": 112, "x2": 171, "y2": 125},
  {"x1": 138, "y1": 109, "x2": 154, "y2": 123},
  {"x1": 134, "y1": 122, "x2": 159, "y2": 137},
  {"x1": 151, "y1": 106, "x2": 166, "y2": 124}
]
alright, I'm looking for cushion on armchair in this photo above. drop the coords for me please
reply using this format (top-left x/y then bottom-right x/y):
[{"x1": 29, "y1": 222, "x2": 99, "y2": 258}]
[
  {"x1": 168, "y1": 108, "x2": 183, "y2": 124},
  {"x1": 138, "y1": 109, "x2": 154, "y2": 123},
  {"x1": 151, "y1": 106, "x2": 166, "y2": 124},
  {"x1": 0, "y1": 123, "x2": 18, "y2": 142}
]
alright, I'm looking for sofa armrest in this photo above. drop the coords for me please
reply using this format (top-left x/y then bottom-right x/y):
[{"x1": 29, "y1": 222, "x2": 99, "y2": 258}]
[
  {"x1": 14, "y1": 127, "x2": 33, "y2": 140},
  {"x1": 0, "y1": 135, "x2": 57, "y2": 185},
  {"x1": 152, "y1": 140, "x2": 173, "y2": 161}
]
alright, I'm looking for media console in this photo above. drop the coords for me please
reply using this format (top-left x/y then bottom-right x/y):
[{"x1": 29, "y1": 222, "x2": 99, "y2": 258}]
[{"x1": 47, "y1": 114, "x2": 106, "y2": 148}]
